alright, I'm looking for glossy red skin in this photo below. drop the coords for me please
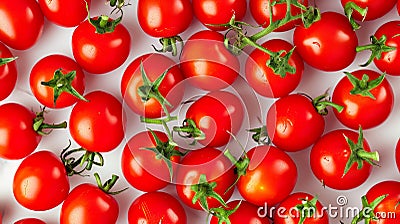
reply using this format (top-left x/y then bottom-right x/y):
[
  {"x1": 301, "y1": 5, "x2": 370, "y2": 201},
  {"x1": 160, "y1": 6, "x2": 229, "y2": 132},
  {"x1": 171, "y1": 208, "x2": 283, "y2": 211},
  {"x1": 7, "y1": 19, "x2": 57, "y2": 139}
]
[
  {"x1": 250, "y1": 0, "x2": 308, "y2": 32},
  {"x1": 60, "y1": 183, "x2": 119, "y2": 224},
  {"x1": 175, "y1": 147, "x2": 236, "y2": 210},
  {"x1": 193, "y1": 0, "x2": 247, "y2": 31},
  {"x1": 14, "y1": 218, "x2": 46, "y2": 224},
  {"x1": 210, "y1": 200, "x2": 271, "y2": 224},
  {"x1": 340, "y1": 0, "x2": 397, "y2": 21},
  {"x1": 185, "y1": 91, "x2": 244, "y2": 147},
  {"x1": 121, "y1": 53, "x2": 185, "y2": 118},
  {"x1": 0, "y1": 42, "x2": 17, "y2": 101},
  {"x1": 121, "y1": 131, "x2": 181, "y2": 192},
  {"x1": 72, "y1": 18, "x2": 131, "y2": 74},
  {"x1": 38, "y1": 0, "x2": 91, "y2": 27},
  {"x1": 396, "y1": 139, "x2": 400, "y2": 172},
  {"x1": 273, "y1": 192, "x2": 329, "y2": 224},
  {"x1": 0, "y1": 0, "x2": 44, "y2": 50},
  {"x1": 333, "y1": 69, "x2": 394, "y2": 130},
  {"x1": 128, "y1": 191, "x2": 187, "y2": 224},
  {"x1": 13, "y1": 151, "x2": 70, "y2": 211},
  {"x1": 180, "y1": 30, "x2": 240, "y2": 91},
  {"x1": 69, "y1": 91, "x2": 124, "y2": 152},
  {"x1": 293, "y1": 11, "x2": 358, "y2": 72},
  {"x1": 372, "y1": 20, "x2": 400, "y2": 76},
  {"x1": 267, "y1": 94, "x2": 325, "y2": 152},
  {"x1": 310, "y1": 129, "x2": 373, "y2": 190},
  {"x1": 238, "y1": 145, "x2": 297, "y2": 206},
  {"x1": 245, "y1": 39, "x2": 304, "y2": 98},
  {"x1": 365, "y1": 181, "x2": 400, "y2": 224},
  {"x1": 29, "y1": 54, "x2": 86, "y2": 108},
  {"x1": 138, "y1": 0, "x2": 193, "y2": 37},
  {"x1": 0, "y1": 103, "x2": 41, "y2": 160}
]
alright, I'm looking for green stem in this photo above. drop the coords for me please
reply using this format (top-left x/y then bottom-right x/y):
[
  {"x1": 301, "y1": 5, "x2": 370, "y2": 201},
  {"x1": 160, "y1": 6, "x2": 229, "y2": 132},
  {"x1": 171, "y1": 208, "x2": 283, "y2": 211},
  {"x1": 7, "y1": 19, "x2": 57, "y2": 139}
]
[
  {"x1": 344, "y1": 2, "x2": 368, "y2": 30},
  {"x1": 356, "y1": 35, "x2": 396, "y2": 67},
  {"x1": 94, "y1": 173, "x2": 128, "y2": 195},
  {"x1": 0, "y1": 57, "x2": 17, "y2": 66},
  {"x1": 33, "y1": 108, "x2": 67, "y2": 136}
]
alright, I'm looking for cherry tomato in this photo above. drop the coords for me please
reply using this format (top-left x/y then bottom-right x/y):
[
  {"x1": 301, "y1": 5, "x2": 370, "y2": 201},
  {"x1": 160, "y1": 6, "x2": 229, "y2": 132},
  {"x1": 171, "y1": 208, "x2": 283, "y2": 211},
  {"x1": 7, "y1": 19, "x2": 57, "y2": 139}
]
[
  {"x1": 72, "y1": 17, "x2": 131, "y2": 74},
  {"x1": 0, "y1": 42, "x2": 17, "y2": 101},
  {"x1": 14, "y1": 218, "x2": 46, "y2": 224},
  {"x1": 370, "y1": 20, "x2": 400, "y2": 76},
  {"x1": 237, "y1": 145, "x2": 297, "y2": 206},
  {"x1": 128, "y1": 191, "x2": 187, "y2": 224},
  {"x1": 341, "y1": 0, "x2": 397, "y2": 21},
  {"x1": 210, "y1": 200, "x2": 271, "y2": 224},
  {"x1": 245, "y1": 39, "x2": 304, "y2": 98},
  {"x1": 332, "y1": 69, "x2": 394, "y2": 130},
  {"x1": 176, "y1": 91, "x2": 244, "y2": 147},
  {"x1": 310, "y1": 128, "x2": 377, "y2": 190},
  {"x1": 121, "y1": 130, "x2": 182, "y2": 192},
  {"x1": 69, "y1": 91, "x2": 124, "y2": 152},
  {"x1": 266, "y1": 94, "x2": 328, "y2": 152},
  {"x1": 0, "y1": 0, "x2": 44, "y2": 50},
  {"x1": 38, "y1": 0, "x2": 91, "y2": 27},
  {"x1": 121, "y1": 53, "x2": 185, "y2": 118},
  {"x1": 192, "y1": 0, "x2": 247, "y2": 31},
  {"x1": 396, "y1": 139, "x2": 400, "y2": 172},
  {"x1": 13, "y1": 151, "x2": 70, "y2": 211},
  {"x1": 293, "y1": 11, "x2": 358, "y2": 71},
  {"x1": 273, "y1": 192, "x2": 329, "y2": 224},
  {"x1": 60, "y1": 182, "x2": 119, "y2": 224},
  {"x1": 250, "y1": 0, "x2": 308, "y2": 32},
  {"x1": 137, "y1": 0, "x2": 193, "y2": 38},
  {"x1": 180, "y1": 30, "x2": 240, "y2": 91},
  {"x1": 175, "y1": 147, "x2": 236, "y2": 210},
  {"x1": 29, "y1": 54, "x2": 86, "y2": 108}
]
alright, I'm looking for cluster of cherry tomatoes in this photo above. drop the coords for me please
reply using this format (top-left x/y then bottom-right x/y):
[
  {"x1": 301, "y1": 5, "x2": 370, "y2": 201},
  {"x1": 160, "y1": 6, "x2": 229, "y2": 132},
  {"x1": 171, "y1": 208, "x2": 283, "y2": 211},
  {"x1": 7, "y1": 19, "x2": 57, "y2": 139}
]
[{"x1": 0, "y1": 0, "x2": 399, "y2": 223}]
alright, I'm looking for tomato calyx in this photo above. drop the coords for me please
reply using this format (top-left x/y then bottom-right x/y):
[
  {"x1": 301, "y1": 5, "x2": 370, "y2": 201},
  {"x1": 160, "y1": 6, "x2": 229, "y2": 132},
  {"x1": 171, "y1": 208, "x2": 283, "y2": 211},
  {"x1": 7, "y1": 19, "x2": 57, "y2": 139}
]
[
  {"x1": 248, "y1": 126, "x2": 270, "y2": 145},
  {"x1": 60, "y1": 141, "x2": 104, "y2": 176},
  {"x1": 152, "y1": 36, "x2": 184, "y2": 57},
  {"x1": 0, "y1": 56, "x2": 17, "y2": 66},
  {"x1": 343, "y1": 2, "x2": 368, "y2": 30},
  {"x1": 356, "y1": 35, "x2": 396, "y2": 67},
  {"x1": 345, "y1": 71, "x2": 385, "y2": 100},
  {"x1": 343, "y1": 126, "x2": 380, "y2": 176},
  {"x1": 173, "y1": 119, "x2": 205, "y2": 145},
  {"x1": 41, "y1": 69, "x2": 88, "y2": 106},
  {"x1": 191, "y1": 174, "x2": 228, "y2": 211},
  {"x1": 310, "y1": 93, "x2": 344, "y2": 116},
  {"x1": 93, "y1": 173, "x2": 128, "y2": 195},
  {"x1": 224, "y1": 149, "x2": 249, "y2": 193},
  {"x1": 33, "y1": 107, "x2": 67, "y2": 136},
  {"x1": 208, "y1": 200, "x2": 242, "y2": 224},
  {"x1": 141, "y1": 129, "x2": 186, "y2": 182},
  {"x1": 295, "y1": 195, "x2": 319, "y2": 224},
  {"x1": 351, "y1": 194, "x2": 388, "y2": 224}
]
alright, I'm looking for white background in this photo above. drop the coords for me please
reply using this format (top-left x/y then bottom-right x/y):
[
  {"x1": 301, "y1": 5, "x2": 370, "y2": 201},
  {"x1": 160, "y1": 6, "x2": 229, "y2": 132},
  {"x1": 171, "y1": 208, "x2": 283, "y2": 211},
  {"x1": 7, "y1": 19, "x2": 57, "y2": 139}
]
[{"x1": 0, "y1": 0, "x2": 399, "y2": 223}]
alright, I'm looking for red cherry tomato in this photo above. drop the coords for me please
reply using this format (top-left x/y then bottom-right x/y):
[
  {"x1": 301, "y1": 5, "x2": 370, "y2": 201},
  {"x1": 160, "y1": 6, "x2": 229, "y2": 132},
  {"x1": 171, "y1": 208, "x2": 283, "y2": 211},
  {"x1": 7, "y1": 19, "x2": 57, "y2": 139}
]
[
  {"x1": 121, "y1": 130, "x2": 181, "y2": 192},
  {"x1": 237, "y1": 145, "x2": 297, "y2": 206},
  {"x1": 137, "y1": 0, "x2": 193, "y2": 38},
  {"x1": 341, "y1": 0, "x2": 397, "y2": 21},
  {"x1": 293, "y1": 11, "x2": 358, "y2": 71},
  {"x1": 396, "y1": 139, "x2": 400, "y2": 172},
  {"x1": 192, "y1": 0, "x2": 247, "y2": 31},
  {"x1": 180, "y1": 30, "x2": 240, "y2": 91},
  {"x1": 14, "y1": 218, "x2": 46, "y2": 224},
  {"x1": 71, "y1": 18, "x2": 131, "y2": 74},
  {"x1": 0, "y1": 42, "x2": 17, "y2": 101},
  {"x1": 332, "y1": 69, "x2": 394, "y2": 130},
  {"x1": 273, "y1": 192, "x2": 329, "y2": 224},
  {"x1": 60, "y1": 182, "x2": 119, "y2": 224},
  {"x1": 128, "y1": 191, "x2": 187, "y2": 224},
  {"x1": 250, "y1": 0, "x2": 308, "y2": 32},
  {"x1": 29, "y1": 54, "x2": 86, "y2": 108},
  {"x1": 69, "y1": 91, "x2": 124, "y2": 152},
  {"x1": 245, "y1": 39, "x2": 304, "y2": 98},
  {"x1": 175, "y1": 147, "x2": 236, "y2": 210},
  {"x1": 310, "y1": 129, "x2": 376, "y2": 190},
  {"x1": 13, "y1": 151, "x2": 70, "y2": 211},
  {"x1": 38, "y1": 0, "x2": 91, "y2": 27},
  {"x1": 210, "y1": 200, "x2": 271, "y2": 224},
  {"x1": 121, "y1": 53, "x2": 185, "y2": 118},
  {"x1": 0, "y1": 0, "x2": 44, "y2": 50}
]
